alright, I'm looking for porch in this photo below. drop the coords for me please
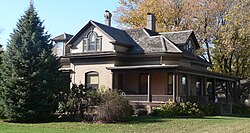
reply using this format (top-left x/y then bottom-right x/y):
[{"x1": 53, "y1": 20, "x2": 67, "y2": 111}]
[{"x1": 108, "y1": 65, "x2": 239, "y2": 105}]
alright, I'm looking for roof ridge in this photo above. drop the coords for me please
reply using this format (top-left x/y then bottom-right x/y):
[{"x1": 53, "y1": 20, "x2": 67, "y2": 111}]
[
  {"x1": 160, "y1": 30, "x2": 193, "y2": 34},
  {"x1": 90, "y1": 20, "x2": 125, "y2": 32},
  {"x1": 125, "y1": 28, "x2": 145, "y2": 31}
]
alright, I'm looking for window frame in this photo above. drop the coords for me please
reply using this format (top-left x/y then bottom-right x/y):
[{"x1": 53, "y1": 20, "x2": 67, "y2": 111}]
[
  {"x1": 85, "y1": 71, "x2": 99, "y2": 90},
  {"x1": 184, "y1": 39, "x2": 195, "y2": 54},
  {"x1": 167, "y1": 73, "x2": 173, "y2": 95},
  {"x1": 139, "y1": 73, "x2": 148, "y2": 94},
  {"x1": 56, "y1": 41, "x2": 64, "y2": 56},
  {"x1": 83, "y1": 31, "x2": 102, "y2": 52}
]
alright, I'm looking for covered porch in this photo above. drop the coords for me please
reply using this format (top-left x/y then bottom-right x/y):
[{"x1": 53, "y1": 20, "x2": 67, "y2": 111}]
[{"x1": 107, "y1": 65, "x2": 239, "y2": 105}]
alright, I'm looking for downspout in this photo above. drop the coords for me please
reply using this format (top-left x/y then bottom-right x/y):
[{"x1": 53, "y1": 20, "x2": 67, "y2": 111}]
[
  {"x1": 160, "y1": 56, "x2": 163, "y2": 65},
  {"x1": 73, "y1": 63, "x2": 75, "y2": 84}
]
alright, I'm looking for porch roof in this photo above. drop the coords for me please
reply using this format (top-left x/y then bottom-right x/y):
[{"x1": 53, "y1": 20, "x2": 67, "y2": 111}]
[
  {"x1": 107, "y1": 65, "x2": 239, "y2": 81},
  {"x1": 106, "y1": 64, "x2": 178, "y2": 70},
  {"x1": 178, "y1": 66, "x2": 240, "y2": 81}
]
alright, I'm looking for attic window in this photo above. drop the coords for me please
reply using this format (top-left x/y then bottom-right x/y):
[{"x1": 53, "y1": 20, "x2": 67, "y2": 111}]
[
  {"x1": 184, "y1": 40, "x2": 195, "y2": 54},
  {"x1": 83, "y1": 31, "x2": 102, "y2": 52}
]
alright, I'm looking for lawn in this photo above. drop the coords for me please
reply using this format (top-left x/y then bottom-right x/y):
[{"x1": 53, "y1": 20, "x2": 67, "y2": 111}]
[{"x1": 0, "y1": 115, "x2": 250, "y2": 133}]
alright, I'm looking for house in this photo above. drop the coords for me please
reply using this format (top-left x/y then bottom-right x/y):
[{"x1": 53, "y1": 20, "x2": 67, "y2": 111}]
[{"x1": 53, "y1": 11, "x2": 239, "y2": 108}]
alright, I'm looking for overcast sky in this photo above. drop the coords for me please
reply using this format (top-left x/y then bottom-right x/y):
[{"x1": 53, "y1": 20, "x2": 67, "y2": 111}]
[{"x1": 0, "y1": 0, "x2": 119, "y2": 48}]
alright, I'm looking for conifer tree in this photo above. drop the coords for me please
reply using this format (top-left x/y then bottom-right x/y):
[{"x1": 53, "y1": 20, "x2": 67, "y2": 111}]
[
  {"x1": 0, "y1": 5, "x2": 61, "y2": 122},
  {"x1": 0, "y1": 45, "x2": 3, "y2": 117}
]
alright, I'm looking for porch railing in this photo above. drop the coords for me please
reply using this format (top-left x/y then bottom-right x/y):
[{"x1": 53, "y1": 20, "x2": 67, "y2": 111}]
[
  {"x1": 177, "y1": 96, "x2": 208, "y2": 104},
  {"x1": 123, "y1": 95, "x2": 173, "y2": 102}
]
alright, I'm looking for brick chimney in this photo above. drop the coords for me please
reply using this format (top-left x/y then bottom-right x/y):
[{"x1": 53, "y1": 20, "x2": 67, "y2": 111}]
[
  {"x1": 146, "y1": 13, "x2": 156, "y2": 31},
  {"x1": 104, "y1": 10, "x2": 112, "y2": 26}
]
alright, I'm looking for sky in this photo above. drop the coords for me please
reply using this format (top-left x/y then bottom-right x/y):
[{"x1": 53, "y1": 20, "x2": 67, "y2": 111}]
[{"x1": 0, "y1": 0, "x2": 120, "y2": 49}]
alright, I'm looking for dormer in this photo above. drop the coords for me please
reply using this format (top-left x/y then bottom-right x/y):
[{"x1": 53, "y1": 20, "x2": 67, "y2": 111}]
[
  {"x1": 52, "y1": 33, "x2": 73, "y2": 56},
  {"x1": 161, "y1": 30, "x2": 200, "y2": 55}
]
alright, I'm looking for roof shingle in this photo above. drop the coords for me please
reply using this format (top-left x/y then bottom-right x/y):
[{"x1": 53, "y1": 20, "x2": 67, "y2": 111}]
[{"x1": 53, "y1": 33, "x2": 73, "y2": 41}]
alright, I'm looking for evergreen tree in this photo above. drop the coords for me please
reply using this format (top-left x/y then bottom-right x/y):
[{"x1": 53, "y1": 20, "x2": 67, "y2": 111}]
[
  {"x1": 0, "y1": 5, "x2": 61, "y2": 122},
  {"x1": 0, "y1": 45, "x2": 3, "y2": 117}
]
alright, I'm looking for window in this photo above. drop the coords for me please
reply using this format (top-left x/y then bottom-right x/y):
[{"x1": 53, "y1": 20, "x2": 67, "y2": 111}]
[
  {"x1": 56, "y1": 42, "x2": 64, "y2": 56},
  {"x1": 196, "y1": 81, "x2": 201, "y2": 96},
  {"x1": 182, "y1": 76, "x2": 187, "y2": 85},
  {"x1": 168, "y1": 73, "x2": 173, "y2": 95},
  {"x1": 85, "y1": 71, "x2": 99, "y2": 90},
  {"x1": 184, "y1": 40, "x2": 195, "y2": 54},
  {"x1": 139, "y1": 74, "x2": 148, "y2": 94},
  {"x1": 83, "y1": 31, "x2": 101, "y2": 52},
  {"x1": 182, "y1": 76, "x2": 188, "y2": 96},
  {"x1": 89, "y1": 32, "x2": 95, "y2": 50}
]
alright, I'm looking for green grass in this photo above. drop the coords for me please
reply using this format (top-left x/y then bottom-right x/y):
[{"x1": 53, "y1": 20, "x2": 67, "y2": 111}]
[{"x1": 0, "y1": 115, "x2": 250, "y2": 133}]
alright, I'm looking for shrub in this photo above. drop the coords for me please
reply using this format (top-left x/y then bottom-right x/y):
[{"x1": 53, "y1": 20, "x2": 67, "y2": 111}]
[
  {"x1": 153, "y1": 102, "x2": 203, "y2": 117},
  {"x1": 135, "y1": 109, "x2": 148, "y2": 116},
  {"x1": 201, "y1": 104, "x2": 220, "y2": 116},
  {"x1": 96, "y1": 91, "x2": 133, "y2": 123},
  {"x1": 57, "y1": 84, "x2": 95, "y2": 118},
  {"x1": 233, "y1": 104, "x2": 250, "y2": 114}
]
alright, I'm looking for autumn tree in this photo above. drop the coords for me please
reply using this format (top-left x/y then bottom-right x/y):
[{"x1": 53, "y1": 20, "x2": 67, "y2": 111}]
[
  {"x1": 114, "y1": 0, "x2": 250, "y2": 78},
  {"x1": 213, "y1": 0, "x2": 250, "y2": 77}
]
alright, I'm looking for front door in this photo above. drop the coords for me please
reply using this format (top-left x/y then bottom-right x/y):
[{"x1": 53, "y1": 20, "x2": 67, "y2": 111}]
[{"x1": 139, "y1": 74, "x2": 148, "y2": 94}]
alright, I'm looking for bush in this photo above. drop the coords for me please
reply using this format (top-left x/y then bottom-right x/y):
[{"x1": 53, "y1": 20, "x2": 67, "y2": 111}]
[
  {"x1": 233, "y1": 104, "x2": 250, "y2": 114},
  {"x1": 57, "y1": 84, "x2": 95, "y2": 118},
  {"x1": 96, "y1": 91, "x2": 133, "y2": 123},
  {"x1": 135, "y1": 109, "x2": 148, "y2": 116},
  {"x1": 201, "y1": 104, "x2": 220, "y2": 116},
  {"x1": 153, "y1": 102, "x2": 203, "y2": 117}
]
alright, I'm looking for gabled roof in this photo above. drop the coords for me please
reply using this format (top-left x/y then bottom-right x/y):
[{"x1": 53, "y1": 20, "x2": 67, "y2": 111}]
[
  {"x1": 53, "y1": 33, "x2": 73, "y2": 42},
  {"x1": 66, "y1": 19, "x2": 200, "y2": 53},
  {"x1": 67, "y1": 20, "x2": 135, "y2": 47},
  {"x1": 160, "y1": 30, "x2": 200, "y2": 49},
  {"x1": 92, "y1": 21, "x2": 135, "y2": 47}
]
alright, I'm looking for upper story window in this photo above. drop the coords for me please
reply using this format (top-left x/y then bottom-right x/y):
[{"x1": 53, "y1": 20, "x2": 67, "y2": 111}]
[
  {"x1": 184, "y1": 40, "x2": 195, "y2": 54},
  {"x1": 56, "y1": 41, "x2": 64, "y2": 56},
  {"x1": 83, "y1": 31, "x2": 102, "y2": 52}
]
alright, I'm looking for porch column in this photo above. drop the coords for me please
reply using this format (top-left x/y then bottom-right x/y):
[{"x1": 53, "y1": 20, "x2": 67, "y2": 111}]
[
  {"x1": 203, "y1": 77, "x2": 207, "y2": 97},
  {"x1": 147, "y1": 73, "x2": 152, "y2": 102},
  {"x1": 201, "y1": 76, "x2": 204, "y2": 96},
  {"x1": 173, "y1": 73, "x2": 176, "y2": 102},
  {"x1": 212, "y1": 79, "x2": 216, "y2": 103},
  {"x1": 176, "y1": 73, "x2": 179, "y2": 100},
  {"x1": 112, "y1": 72, "x2": 115, "y2": 90},
  {"x1": 233, "y1": 80, "x2": 238, "y2": 103},
  {"x1": 236, "y1": 80, "x2": 240, "y2": 103},
  {"x1": 226, "y1": 80, "x2": 229, "y2": 103}
]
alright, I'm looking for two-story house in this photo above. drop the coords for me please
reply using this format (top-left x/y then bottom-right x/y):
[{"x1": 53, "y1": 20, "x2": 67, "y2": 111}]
[{"x1": 53, "y1": 11, "x2": 239, "y2": 108}]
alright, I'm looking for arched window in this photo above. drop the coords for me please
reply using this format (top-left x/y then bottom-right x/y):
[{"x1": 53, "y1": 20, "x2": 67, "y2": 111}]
[
  {"x1": 85, "y1": 71, "x2": 99, "y2": 90},
  {"x1": 83, "y1": 31, "x2": 101, "y2": 52},
  {"x1": 89, "y1": 32, "x2": 96, "y2": 50}
]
